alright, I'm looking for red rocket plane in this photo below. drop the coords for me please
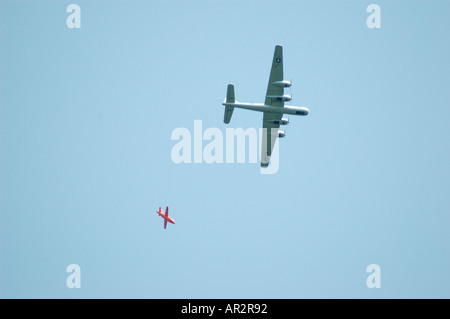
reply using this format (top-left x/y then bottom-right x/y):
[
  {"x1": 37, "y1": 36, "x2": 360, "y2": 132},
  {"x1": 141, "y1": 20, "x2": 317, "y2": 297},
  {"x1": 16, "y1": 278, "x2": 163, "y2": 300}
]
[{"x1": 157, "y1": 206, "x2": 175, "y2": 229}]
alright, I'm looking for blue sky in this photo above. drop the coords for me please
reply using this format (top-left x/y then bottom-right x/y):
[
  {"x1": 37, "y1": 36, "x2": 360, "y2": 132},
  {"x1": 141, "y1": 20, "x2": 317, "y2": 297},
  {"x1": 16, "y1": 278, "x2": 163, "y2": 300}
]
[{"x1": 1, "y1": 0, "x2": 449, "y2": 298}]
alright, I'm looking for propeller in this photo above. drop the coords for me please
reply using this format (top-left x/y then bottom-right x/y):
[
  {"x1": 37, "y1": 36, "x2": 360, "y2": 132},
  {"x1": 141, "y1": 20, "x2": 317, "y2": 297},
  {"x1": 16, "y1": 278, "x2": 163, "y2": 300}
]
[
  {"x1": 283, "y1": 78, "x2": 293, "y2": 104},
  {"x1": 289, "y1": 78, "x2": 293, "y2": 103}
]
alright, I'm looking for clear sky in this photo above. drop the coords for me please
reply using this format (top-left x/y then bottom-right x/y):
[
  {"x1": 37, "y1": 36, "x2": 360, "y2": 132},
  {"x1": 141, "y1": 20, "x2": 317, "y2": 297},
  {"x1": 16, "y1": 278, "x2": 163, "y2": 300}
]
[{"x1": 1, "y1": 0, "x2": 449, "y2": 298}]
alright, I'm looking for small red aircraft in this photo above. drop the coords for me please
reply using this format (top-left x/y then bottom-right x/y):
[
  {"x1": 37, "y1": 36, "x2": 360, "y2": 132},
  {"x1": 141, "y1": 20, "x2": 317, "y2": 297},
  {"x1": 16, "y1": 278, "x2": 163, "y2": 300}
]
[{"x1": 156, "y1": 206, "x2": 175, "y2": 229}]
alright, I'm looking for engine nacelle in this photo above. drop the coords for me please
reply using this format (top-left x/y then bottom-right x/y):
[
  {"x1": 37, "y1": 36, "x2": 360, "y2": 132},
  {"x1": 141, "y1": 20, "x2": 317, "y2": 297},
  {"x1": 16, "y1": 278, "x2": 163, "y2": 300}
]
[
  {"x1": 278, "y1": 130, "x2": 286, "y2": 138},
  {"x1": 272, "y1": 117, "x2": 289, "y2": 125},
  {"x1": 273, "y1": 80, "x2": 292, "y2": 88},
  {"x1": 267, "y1": 94, "x2": 291, "y2": 102},
  {"x1": 280, "y1": 117, "x2": 289, "y2": 125}
]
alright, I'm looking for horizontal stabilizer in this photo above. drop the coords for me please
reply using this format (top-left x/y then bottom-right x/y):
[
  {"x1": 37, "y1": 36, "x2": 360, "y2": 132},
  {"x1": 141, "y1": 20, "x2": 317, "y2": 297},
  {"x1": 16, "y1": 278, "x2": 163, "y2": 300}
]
[
  {"x1": 226, "y1": 84, "x2": 235, "y2": 103},
  {"x1": 224, "y1": 84, "x2": 235, "y2": 124}
]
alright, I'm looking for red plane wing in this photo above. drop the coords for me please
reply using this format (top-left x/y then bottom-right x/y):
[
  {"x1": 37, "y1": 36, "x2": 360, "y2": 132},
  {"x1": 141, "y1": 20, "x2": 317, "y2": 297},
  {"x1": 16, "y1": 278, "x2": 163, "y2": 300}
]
[
  {"x1": 164, "y1": 219, "x2": 167, "y2": 229},
  {"x1": 165, "y1": 206, "x2": 169, "y2": 217}
]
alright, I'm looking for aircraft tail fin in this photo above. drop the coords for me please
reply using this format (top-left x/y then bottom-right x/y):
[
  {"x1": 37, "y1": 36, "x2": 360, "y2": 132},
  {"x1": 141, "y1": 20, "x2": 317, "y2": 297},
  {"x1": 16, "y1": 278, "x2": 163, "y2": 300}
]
[{"x1": 223, "y1": 84, "x2": 235, "y2": 124}]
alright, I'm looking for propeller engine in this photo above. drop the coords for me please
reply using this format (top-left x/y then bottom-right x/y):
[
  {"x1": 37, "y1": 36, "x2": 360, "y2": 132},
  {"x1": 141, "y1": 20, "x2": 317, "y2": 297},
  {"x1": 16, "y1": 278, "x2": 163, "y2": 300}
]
[
  {"x1": 273, "y1": 80, "x2": 292, "y2": 88},
  {"x1": 267, "y1": 94, "x2": 291, "y2": 102},
  {"x1": 268, "y1": 117, "x2": 289, "y2": 125},
  {"x1": 280, "y1": 117, "x2": 289, "y2": 125}
]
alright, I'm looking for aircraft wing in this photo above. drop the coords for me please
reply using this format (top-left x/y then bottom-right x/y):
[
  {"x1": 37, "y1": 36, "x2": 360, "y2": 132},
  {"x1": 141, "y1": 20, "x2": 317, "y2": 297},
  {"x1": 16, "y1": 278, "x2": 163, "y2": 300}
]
[
  {"x1": 261, "y1": 45, "x2": 284, "y2": 167},
  {"x1": 261, "y1": 112, "x2": 281, "y2": 167},
  {"x1": 264, "y1": 45, "x2": 284, "y2": 107},
  {"x1": 164, "y1": 207, "x2": 169, "y2": 228}
]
